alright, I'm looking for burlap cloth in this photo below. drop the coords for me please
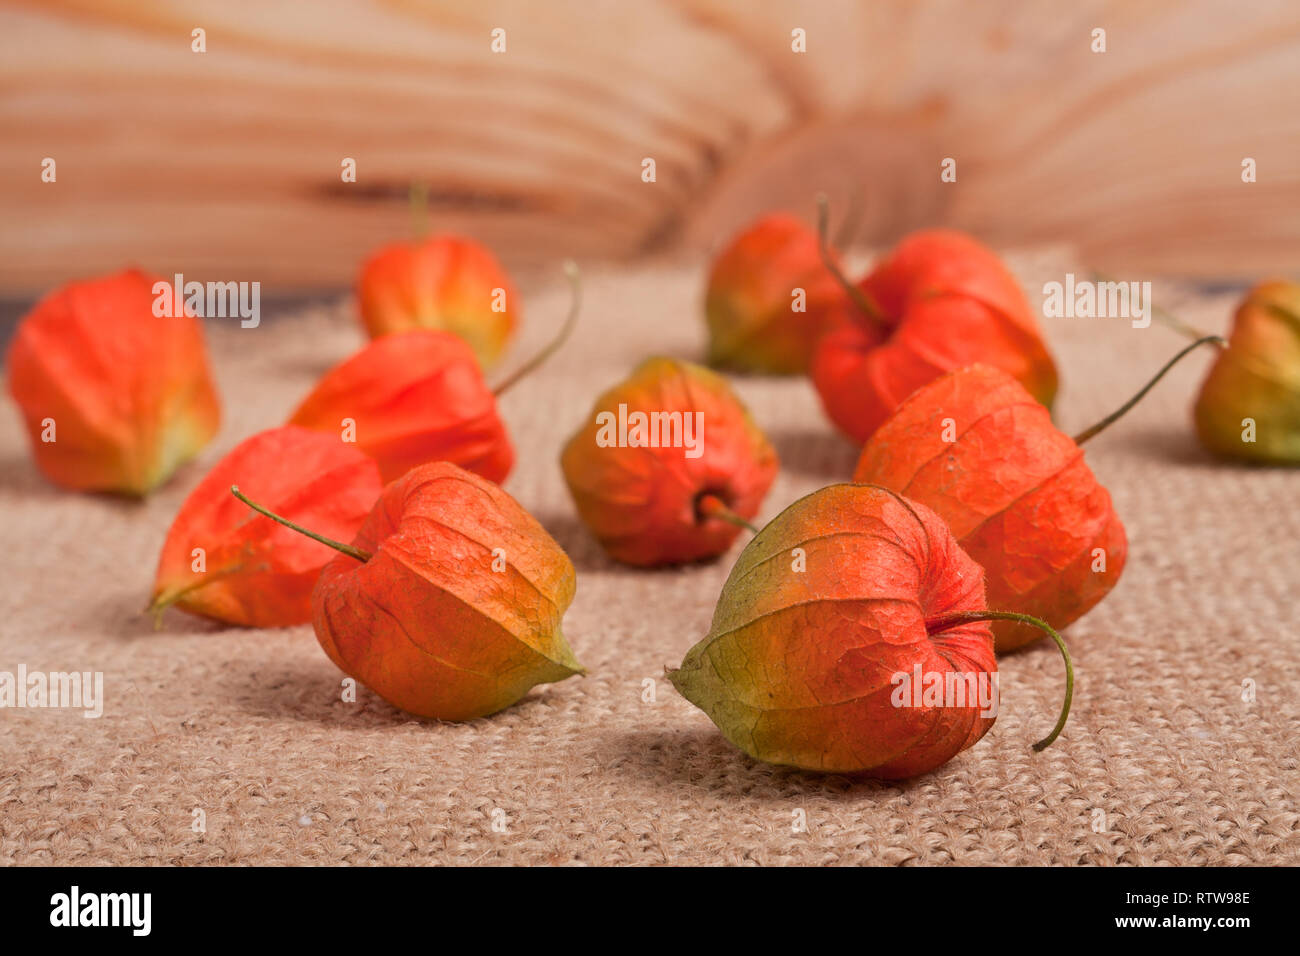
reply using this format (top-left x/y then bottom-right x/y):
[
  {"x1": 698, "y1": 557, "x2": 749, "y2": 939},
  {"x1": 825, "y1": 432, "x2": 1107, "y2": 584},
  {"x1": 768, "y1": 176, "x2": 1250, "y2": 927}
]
[{"x1": 2, "y1": 248, "x2": 1296, "y2": 866}]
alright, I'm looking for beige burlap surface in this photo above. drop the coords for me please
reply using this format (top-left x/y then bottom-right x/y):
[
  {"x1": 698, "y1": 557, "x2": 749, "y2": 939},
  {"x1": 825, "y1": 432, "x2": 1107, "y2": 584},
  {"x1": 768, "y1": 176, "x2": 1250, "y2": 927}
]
[{"x1": 1, "y1": 249, "x2": 1297, "y2": 866}]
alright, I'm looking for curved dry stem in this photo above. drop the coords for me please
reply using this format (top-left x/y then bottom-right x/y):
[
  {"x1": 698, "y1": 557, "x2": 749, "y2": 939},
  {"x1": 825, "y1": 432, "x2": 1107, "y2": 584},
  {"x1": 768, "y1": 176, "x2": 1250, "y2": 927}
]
[
  {"x1": 695, "y1": 493, "x2": 759, "y2": 534},
  {"x1": 928, "y1": 609, "x2": 1073, "y2": 752},
  {"x1": 832, "y1": 186, "x2": 865, "y2": 249},
  {"x1": 1090, "y1": 272, "x2": 1217, "y2": 342},
  {"x1": 815, "y1": 193, "x2": 887, "y2": 333},
  {"x1": 493, "y1": 260, "x2": 581, "y2": 397},
  {"x1": 1073, "y1": 335, "x2": 1225, "y2": 445},
  {"x1": 230, "y1": 485, "x2": 372, "y2": 563}
]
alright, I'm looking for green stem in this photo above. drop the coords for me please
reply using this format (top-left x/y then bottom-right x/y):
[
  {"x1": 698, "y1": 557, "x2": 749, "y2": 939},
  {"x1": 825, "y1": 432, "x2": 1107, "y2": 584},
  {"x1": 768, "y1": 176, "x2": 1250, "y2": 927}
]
[
  {"x1": 928, "y1": 610, "x2": 1073, "y2": 752},
  {"x1": 832, "y1": 186, "x2": 865, "y2": 249},
  {"x1": 492, "y1": 260, "x2": 582, "y2": 396},
  {"x1": 230, "y1": 486, "x2": 372, "y2": 563},
  {"x1": 1090, "y1": 272, "x2": 1216, "y2": 341},
  {"x1": 1072, "y1": 335, "x2": 1225, "y2": 445},
  {"x1": 815, "y1": 193, "x2": 888, "y2": 334},
  {"x1": 1151, "y1": 301, "x2": 1213, "y2": 342},
  {"x1": 146, "y1": 564, "x2": 245, "y2": 625},
  {"x1": 696, "y1": 493, "x2": 759, "y2": 534}
]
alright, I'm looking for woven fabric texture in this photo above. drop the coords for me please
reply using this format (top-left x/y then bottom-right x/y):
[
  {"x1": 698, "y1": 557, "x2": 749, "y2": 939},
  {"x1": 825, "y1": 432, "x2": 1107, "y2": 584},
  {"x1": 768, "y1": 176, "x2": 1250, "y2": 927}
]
[{"x1": 1, "y1": 248, "x2": 1296, "y2": 866}]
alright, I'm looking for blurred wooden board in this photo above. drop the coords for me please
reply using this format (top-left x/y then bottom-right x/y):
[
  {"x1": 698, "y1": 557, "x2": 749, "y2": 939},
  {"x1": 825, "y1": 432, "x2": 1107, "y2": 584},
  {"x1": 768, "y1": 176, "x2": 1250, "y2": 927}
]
[{"x1": 0, "y1": 0, "x2": 1297, "y2": 295}]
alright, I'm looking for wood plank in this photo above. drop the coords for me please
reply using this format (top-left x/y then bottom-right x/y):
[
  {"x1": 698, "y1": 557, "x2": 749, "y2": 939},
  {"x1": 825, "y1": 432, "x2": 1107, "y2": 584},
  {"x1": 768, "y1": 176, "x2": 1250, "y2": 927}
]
[{"x1": 0, "y1": 0, "x2": 1296, "y2": 295}]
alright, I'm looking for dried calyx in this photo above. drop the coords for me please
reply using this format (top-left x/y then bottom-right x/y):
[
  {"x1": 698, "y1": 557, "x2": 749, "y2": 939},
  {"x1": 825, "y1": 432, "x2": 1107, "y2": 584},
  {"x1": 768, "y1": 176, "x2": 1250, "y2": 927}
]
[{"x1": 231, "y1": 462, "x2": 585, "y2": 721}]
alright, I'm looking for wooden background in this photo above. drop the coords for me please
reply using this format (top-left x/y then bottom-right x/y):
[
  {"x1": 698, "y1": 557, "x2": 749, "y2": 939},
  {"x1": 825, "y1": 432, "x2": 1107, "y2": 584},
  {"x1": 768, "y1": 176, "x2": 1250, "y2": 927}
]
[{"x1": 1, "y1": 0, "x2": 1298, "y2": 296}]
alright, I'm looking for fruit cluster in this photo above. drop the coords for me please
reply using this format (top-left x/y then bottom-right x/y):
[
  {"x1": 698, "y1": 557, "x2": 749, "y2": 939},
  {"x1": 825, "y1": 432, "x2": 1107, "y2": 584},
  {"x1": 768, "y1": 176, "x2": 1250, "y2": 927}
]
[{"x1": 6, "y1": 205, "x2": 1294, "y2": 778}]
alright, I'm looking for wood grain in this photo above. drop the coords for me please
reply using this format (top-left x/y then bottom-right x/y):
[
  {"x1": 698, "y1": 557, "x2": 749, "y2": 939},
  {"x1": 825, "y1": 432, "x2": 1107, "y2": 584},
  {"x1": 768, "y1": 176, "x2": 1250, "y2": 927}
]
[{"x1": 0, "y1": 0, "x2": 1297, "y2": 295}]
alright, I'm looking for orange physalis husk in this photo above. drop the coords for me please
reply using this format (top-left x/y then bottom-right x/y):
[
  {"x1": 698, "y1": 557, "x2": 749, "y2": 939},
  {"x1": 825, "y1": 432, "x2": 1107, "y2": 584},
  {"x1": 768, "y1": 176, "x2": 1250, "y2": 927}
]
[
  {"x1": 853, "y1": 336, "x2": 1220, "y2": 652},
  {"x1": 1194, "y1": 280, "x2": 1300, "y2": 464},
  {"x1": 560, "y1": 357, "x2": 779, "y2": 567},
  {"x1": 704, "y1": 213, "x2": 855, "y2": 374},
  {"x1": 232, "y1": 461, "x2": 584, "y2": 720},
  {"x1": 288, "y1": 329, "x2": 514, "y2": 485},
  {"x1": 291, "y1": 262, "x2": 581, "y2": 486},
  {"x1": 149, "y1": 426, "x2": 383, "y2": 627},
  {"x1": 669, "y1": 483, "x2": 1073, "y2": 777},
  {"x1": 852, "y1": 364, "x2": 1118, "y2": 650},
  {"x1": 854, "y1": 364, "x2": 1121, "y2": 652},
  {"x1": 811, "y1": 228, "x2": 1059, "y2": 444},
  {"x1": 5, "y1": 268, "x2": 220, "y2": 496},
  {"x1": 357, "y1": 234, "x2": 518, "y2": 368}
]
